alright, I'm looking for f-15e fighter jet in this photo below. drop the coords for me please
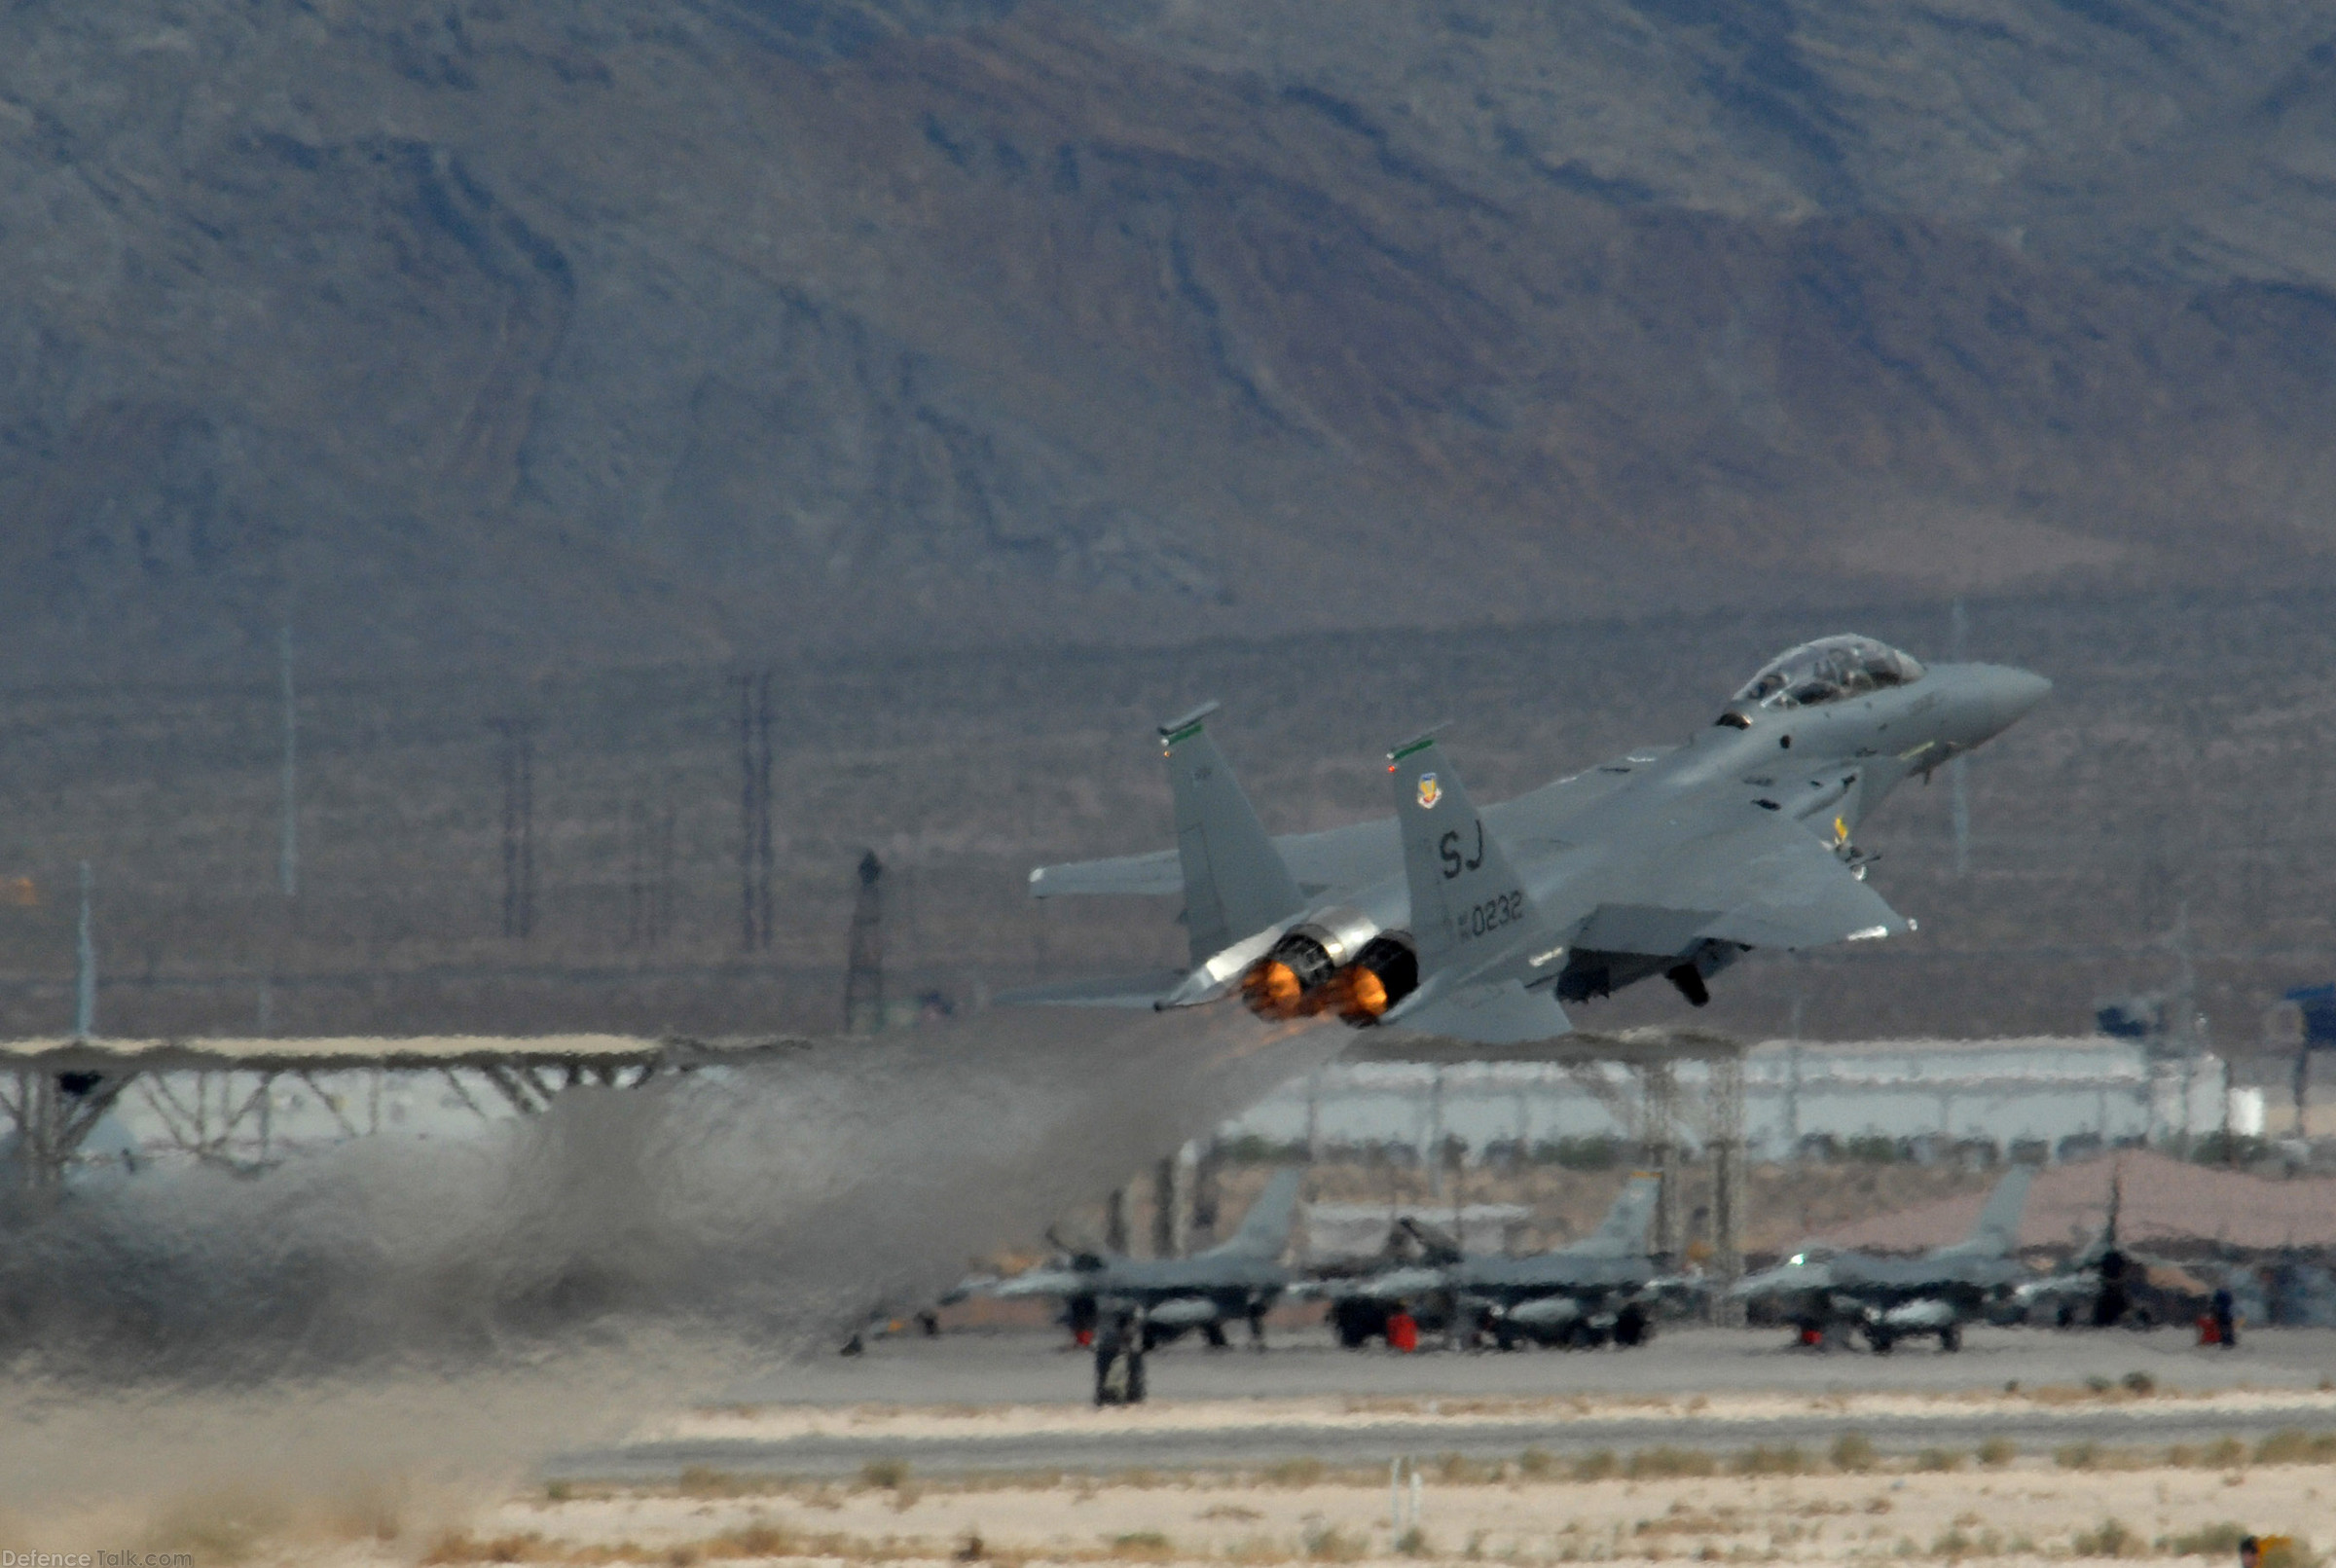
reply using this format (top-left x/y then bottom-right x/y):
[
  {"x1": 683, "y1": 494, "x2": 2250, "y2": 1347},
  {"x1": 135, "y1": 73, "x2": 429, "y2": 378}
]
[{"x1": 1026, "y1": 635, "x2": 2048, "y2": 1042}]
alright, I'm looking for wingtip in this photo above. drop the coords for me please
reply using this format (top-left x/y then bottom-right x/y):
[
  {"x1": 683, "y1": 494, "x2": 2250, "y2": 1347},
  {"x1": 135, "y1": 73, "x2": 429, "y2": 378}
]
[
  {"x1": 1158, "y1": 700, "x2": 1223, "y2": 741},
  {"x1": 1385, "y1": 721, "x2": 1452, "y2": 767}
]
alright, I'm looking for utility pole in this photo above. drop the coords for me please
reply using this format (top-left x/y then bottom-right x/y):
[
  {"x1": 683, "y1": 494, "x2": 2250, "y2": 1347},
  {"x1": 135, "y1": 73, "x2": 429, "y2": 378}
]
[
  {"x1": 1151, "y1": 1154, "x2": 1178, "y2": 1258},
  {"x1": 491, "y1": 716, "x2": 535, "y2": 938},
  {"x1": 735, "y1": 668, "x2": 775, "y2": 950},
  {"x1": 844, "y1": 850, "x2": 885, "y2": 1034},
  {"x1": 1950, "y1": 600, "x2": 1970, "y2": 875},
  {"x1": 625, "y1": 797, "x2": 680, "y2": 949},
  {"x1": 74, "y1": 860, "x2": 95, "y2": 1040},
  {"x1": 278, "y1": 623, "x2": 299, "y2": 898}
]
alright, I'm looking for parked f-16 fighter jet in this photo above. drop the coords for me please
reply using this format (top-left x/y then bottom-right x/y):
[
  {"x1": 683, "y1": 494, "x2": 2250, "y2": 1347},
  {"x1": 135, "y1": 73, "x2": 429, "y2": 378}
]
[
  {"x1": 1327, "y1": 1174, "x2": 1666, "y2": 1351},
  {"x1": 1024, "y1": 635, "x2": 2048, "y2": 1043},
  {"x1": 990, "y1": 1169, "x2": 1304, "y2": 1404},
  {"x1": 1729, "y1": 1164, "x2": 2038, "y2": 1352}
]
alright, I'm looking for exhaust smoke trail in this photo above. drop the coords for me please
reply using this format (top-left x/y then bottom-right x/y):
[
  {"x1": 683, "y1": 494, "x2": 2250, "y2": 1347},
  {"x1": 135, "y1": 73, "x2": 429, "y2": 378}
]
[{"x1": 0, "y1": 1005, "x2": 1342, "y2": 1513}]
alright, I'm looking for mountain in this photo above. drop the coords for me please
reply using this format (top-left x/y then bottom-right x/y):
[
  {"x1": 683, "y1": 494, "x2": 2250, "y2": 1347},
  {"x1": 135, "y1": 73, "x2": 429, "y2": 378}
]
[{"x1": 4, "y1": 0, "x2": 2335, "y2": 679}]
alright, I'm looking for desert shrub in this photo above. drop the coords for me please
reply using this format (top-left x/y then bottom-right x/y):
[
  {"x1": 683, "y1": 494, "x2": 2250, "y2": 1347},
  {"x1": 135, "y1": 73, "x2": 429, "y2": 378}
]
[
  {"x1": 1108, "y1": 1531, "x2": 1175, "y2": 1560},
  {"x1": 1975, "y1": 1437, "x2": 2016, "y2": 1468},
  {"x1": 1302, "y1": 1524, "x2": 1366, "y2": 1562},
  {"x1": 859, "y1": 1458, "x2": 911, "y2": 1491},
  {"x1": 2254, "y1": 1430, "x2": 2336, "y2": 1465},
  {"x1": 422, "y1": 1534, "x2": 547, "y2": 1565},
  {"x1": 1626, "y1": 1447, "x2": 1716, "y2": 1478},
  {"x1": 1732, "y1": 1445, "x2": 1807, "y2": 1476},
  {"x1": 2069, "y1": 1517, "x2": 2139, "y2": 1557},
  {"x1": 1570, "y1": 1450, "x2": 1618, "y2": 1482},
  {"x1": 2159, "y1": 1522, "x2": 2247, "y2": 1556},
  {"x1": 1830, "y1": 1433, "x2": 1876, "y2": 1473}
]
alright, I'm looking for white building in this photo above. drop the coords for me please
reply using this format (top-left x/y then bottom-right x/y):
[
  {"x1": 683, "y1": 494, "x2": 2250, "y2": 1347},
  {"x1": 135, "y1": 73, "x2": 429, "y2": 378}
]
[{"x1": 1217, "y1": 1037, "x2": 2233, "y2": 1163}]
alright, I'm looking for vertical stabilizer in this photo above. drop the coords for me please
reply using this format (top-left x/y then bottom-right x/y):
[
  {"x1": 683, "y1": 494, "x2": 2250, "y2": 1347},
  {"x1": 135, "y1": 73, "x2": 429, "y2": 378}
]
[
  {"x1": 1204, "y1": 1167, "x2": 1305, "y2": 1259},
  {"x1": 1936, "y1": 1164, "x2": 2035, "y2": 1258},
  {"x1": 1564, "y1": 1173, "x2": 1662, "y2": 1258},
  {"x1": 1385, "y1": 734, "x2": 1546, "y2": 971},
  {"x1": 1161, "y1": 704, "x2": 1304, "y2": 965}
]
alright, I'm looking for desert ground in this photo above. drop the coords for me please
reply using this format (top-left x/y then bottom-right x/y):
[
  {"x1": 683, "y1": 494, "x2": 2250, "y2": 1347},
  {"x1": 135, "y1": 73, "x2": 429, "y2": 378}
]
[{"x1": 28, "y1": 1329, "x2": 2336, "y2": 1567}]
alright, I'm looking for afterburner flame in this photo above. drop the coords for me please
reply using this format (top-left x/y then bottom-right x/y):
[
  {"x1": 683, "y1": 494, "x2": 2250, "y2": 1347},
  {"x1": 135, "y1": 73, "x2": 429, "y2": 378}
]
[
  {"x1": 1242, "y1": 960, "x2": 1304, "y2": 1019},
  {"x1": 1340, "y1": 966, "x2": 1390, "y2": 1021}
]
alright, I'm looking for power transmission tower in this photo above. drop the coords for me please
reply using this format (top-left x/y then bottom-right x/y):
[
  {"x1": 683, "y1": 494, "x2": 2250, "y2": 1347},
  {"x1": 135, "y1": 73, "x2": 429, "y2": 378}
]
[
  {"x1": 278, "y1": 623, "x2": 299, "y2": 898},
  {"x1": 844, "y1": 850, "x2": 885, "y2": 1035},
  {"x1": 490, "y1": 716, "x2": 535, "y2": 939},
  {"x1": 625, "y1": 798, "x2": 678, "y2": 949},
  {"x1": 1950, "y1": 599, "x2": 1970, "y2": 875},
  {"x1": 735, "y1": 669, "x2": 775, "y2": 950},
  {"x1": 74, "y1": 860, "x2": 95, "y2": 1039}
]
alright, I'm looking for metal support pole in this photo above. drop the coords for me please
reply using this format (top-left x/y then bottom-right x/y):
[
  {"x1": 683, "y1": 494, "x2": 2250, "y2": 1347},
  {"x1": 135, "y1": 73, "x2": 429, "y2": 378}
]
[
  {"x1": 1710, "y1": 1047, "x2": 1745, "y2": 1322},
  {"x1": 279, "y1": 622, "x2": 299, "y2": 898},
  {"x1": 1151, "y1": 1153, "x2": 1178, "y2": 1258},
  {"x1": 1104, "y1": 1186, "x2": 1129, "y2": 1255},
  {"x1": 1950, "y1": 600, "x2": 1969, "y2": 876},
  {"x1": 74, "y1": 860, "x2": 94, "y2": 1040},
  {"x1": 1638, "y1": 1059, "x2": 1679, "y2": 1261},
  {"x1": 1190, "y1": 1138, "x2": 1222, "y2": 1251},
  {"x1": 1427, "y1": 1067, "x2": 1445, "y2": 1202},
  {"x1": 1304, "y1": 1071, "x2": 1322, "y2": 1165}
]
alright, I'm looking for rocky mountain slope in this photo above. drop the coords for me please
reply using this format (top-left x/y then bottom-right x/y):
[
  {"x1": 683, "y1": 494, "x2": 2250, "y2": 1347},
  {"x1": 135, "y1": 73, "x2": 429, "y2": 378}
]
[{"x1": 3, "y1": 0, "x2": 2335, "y2": 678}]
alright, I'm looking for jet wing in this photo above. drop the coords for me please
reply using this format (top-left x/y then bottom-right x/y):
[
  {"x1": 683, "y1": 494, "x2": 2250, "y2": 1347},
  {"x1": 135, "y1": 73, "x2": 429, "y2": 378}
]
[
  {"x1": 1026, "y1": 745, "x2": 1660, "y2": 903},
  {"x1": 1590, "y1": 808, "x2": 1909, "y2": 954}
]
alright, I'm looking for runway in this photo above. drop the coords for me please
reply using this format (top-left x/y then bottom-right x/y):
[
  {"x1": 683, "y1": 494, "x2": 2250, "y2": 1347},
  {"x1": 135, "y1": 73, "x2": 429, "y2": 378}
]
[{"x1": 552, "y1": 1326, "x2": 2336, "y2": 1481}]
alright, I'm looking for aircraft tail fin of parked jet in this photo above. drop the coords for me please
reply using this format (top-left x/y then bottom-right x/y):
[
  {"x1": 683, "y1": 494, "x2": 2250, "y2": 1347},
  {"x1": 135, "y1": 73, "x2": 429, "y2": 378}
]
[
  {"x1": 1566, "y1": 1173, "x2": 1662, "y2": 1258},
  {"x1": 1934, "y1": 1164, "x2": 2036, "y2": 1258},
  {"x1": 1203, "y1": 1167, "x2": 1306, "y2": 1260},
  {"x1": 1160, "y1": 704, "x2": 1306, "y2": 966}
]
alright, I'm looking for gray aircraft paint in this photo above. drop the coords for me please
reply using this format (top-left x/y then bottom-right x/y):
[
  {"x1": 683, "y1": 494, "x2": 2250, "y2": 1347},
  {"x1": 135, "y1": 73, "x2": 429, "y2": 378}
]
[
  {"x1": 1027, "y1": 638, "x2": 2050, "y2": 1043},
  {"x1": 1161, "y1": 703, "x2": 1305, "y2": 965},
  {"x1": 1729, "y1": 1163, "x2": 2039, "y2": 1350},
  {"x1": 990, "y1": 1169, "x2": 1306, "y2": 1329}
]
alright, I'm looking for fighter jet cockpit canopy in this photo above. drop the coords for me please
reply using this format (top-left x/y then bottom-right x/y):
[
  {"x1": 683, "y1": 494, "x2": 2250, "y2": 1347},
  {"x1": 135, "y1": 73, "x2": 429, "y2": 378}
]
[{"x1": 1719, "y1": 636, "x2": 1926, "y2": 725}]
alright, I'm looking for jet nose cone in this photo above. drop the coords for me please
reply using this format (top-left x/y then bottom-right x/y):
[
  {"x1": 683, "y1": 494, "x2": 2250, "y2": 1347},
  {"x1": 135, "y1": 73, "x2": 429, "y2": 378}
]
[{"x1": 1992, "y1": 668, "x2": 2052, "y2": 728}]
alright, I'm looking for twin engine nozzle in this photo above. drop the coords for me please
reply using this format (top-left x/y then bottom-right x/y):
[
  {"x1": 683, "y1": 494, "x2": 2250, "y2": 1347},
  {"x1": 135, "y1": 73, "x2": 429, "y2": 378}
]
[{"x1": 1239, "y1": 908, "x2": 1419, "y2": 1027}]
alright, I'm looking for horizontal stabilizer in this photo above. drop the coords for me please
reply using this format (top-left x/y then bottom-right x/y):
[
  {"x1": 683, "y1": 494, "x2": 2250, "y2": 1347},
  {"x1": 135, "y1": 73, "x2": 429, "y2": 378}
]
[
  {"x1": 1029, "y1": 850, "x2": 1182, "y2": 898},
  {"x1": 1384, "y1": 978, "x2": 1571, "y2": 1045},
  {"x1": 993, "y1": 970, "x2": 1187, "y2": 1008}
]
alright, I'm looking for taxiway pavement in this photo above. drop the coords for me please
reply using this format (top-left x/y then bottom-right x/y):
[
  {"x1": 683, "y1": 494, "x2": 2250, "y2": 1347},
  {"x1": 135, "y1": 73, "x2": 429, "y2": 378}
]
[{"x1": 550, "y1": 1326, "x2": 2336, "y2": 1481}]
